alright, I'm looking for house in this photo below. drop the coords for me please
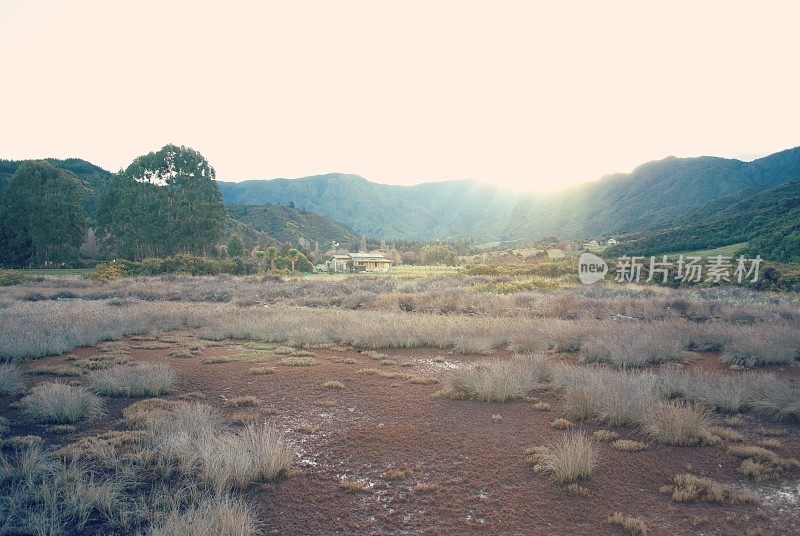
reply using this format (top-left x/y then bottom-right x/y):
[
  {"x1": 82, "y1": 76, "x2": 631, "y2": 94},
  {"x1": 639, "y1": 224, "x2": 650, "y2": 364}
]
[
  {"x1": 607, "y1": 238, "x2": 619, "y2": 246},
  {"x1": 330, "y1": 252, "x2": 393, "y2": 273}
]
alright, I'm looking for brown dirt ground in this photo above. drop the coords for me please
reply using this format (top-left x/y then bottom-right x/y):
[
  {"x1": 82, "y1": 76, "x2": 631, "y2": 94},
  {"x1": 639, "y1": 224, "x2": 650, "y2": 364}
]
[{"x1": 3, "y1": 331, "x2": 800, "y2": 536}]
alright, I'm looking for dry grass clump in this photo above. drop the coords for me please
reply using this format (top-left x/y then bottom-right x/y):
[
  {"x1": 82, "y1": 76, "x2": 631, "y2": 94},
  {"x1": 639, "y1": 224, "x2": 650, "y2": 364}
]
[
  {"x1": 551, "y1": 418, "x2": 573, "y2": 430},
  {"x1": 89, "y1": 363, "x2": 175, "y2": 397},
  {"x1": 565, "y1": 483, "x2": 589, "y2": 497},
  {"x1": 29, "y1": 364, "x2": 85, "y2": 377},
  {"x1": 531, "y1": 401, "x2": 551, "y2": 411},
  {"x1": 322, "y1": 380, "x2": 344, "y2": 390},
  {"x1": 202, "y1": 356, "x2": 236, "y2": 364},
  {"x1": 21, "y1": 382, "x2": 104, "y2": 424},
  {"x1": 277, "y1": 356, "x2": 318, "y2": 366},
  {"x1": 0, "y1": 363, "x2": 25, "y2": 395},
  {"x1": 0, "y1": 446, "x2": 121, "y2": 534},
  {"x1": 491, "y1": 413, "x2": 503, "y2": 421},
  {"x1": 408, "y1": 375, "x2": 438, "y2": 385},
  {"x1": 669, "y1": 473, "x2": 755, "y2": 504},
  {"x1": 249, "y1": 366, "x2": 275, "y2": 375},
  {"x1": 592, "y1": 430, "x2": 619, "y2": 442},
  {"x1": 381, "y1": 468, "x2": 411, "y2": 480},
  {"x1": 722, "y1": 328, "x2": 799, "y2": 367},
  {"x1": 225, "y1": 396, "x2": 260, "y2": 408},
  {"x1": 707, "y1": 426, "x2": 745, "y2": 442},
  {"x1": 452, "y1": 335, "x2": 495, "y2": 355},
  {"x1": 646, "y1": 403, "x2": 717, "y2": 446},
  {"x1": 414, "y1": 482, "x2": 439, "y2": 493},
  {"x1": 606, "y1": 512, "x2": 648, "y2": 536},
  {"x1": 332, "y1": 356, "x2": 357, "y2": 365},
  {"x1": 612, "y1": 439, "x2": 647, "y2": 452},
  {"x1": 339, "y1": 477, "x2": 371, "y2": 492},
  {"x1": 150, "y1": 495, "x2": 256, "y2": 536},
  {"x1": 757, "y1": 426, "x2": 787, "y2": 437},
  {"x1": 361, "y1": 350, "x2": 387, "y2": 360},
  {"x1": 758, "y1": 438, "x2": 782, "y2": 449},
  {"x1": 531, "y1": 431, "x2": 596, "y2": 483},
  {"x1": 727, "y1": 444, "x2": 800, "y2": 481},
  {"x1": 3, "y1": 435, "x2": 43, "y2": 449},
  {"x1": 48, "y1": 424, "x2": 77, "y2": 434},
  {"x1": 748, "y1": 380, "x2": 800, "y2": 423},
  {"x1": 581, "y1": 323, "x2": 683, "y2": 368},
  {"x1": 440, "y1": 355, "x2": 551, "y2": 402}
]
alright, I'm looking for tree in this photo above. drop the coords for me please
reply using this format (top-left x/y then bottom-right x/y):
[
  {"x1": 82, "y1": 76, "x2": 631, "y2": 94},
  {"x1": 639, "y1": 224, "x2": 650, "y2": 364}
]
[
  {"x1": 420, "y1": 243, "x2": 459, "y2": 266},
  {"x1": 286, "y1": 248, "x2": 303, "y2": 271},
  {"x1": 0, "y1": 161, "x2": 87, "y2": 267},
  {"x1": 227, "y1": 235, "x2": 246, "y2": 258},
  {"x1": 97, "y1": 144, "x2": 226, "y2": 259},
  {"x1": 266, "y1": 246, "x2": 277, "y2": 269}
]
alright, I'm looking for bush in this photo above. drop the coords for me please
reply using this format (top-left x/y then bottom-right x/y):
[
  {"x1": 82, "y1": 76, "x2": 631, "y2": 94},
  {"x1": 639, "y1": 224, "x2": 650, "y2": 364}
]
[
  {"x1": 89, "y1": 363, "x2": 176, "y2": 397},
  {"x1": 581, "y1": 323, "x2": 684, "y2": 368},
  {"x1": 21, "y1": 382, "x2": 104, "y2": 424},
  {"x1": 646, "y1": 403, "x2": 714, "y2": 446}
]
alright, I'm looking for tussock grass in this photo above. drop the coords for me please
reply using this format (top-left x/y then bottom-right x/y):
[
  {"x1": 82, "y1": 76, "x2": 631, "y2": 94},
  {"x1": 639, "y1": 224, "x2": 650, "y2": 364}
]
[
  {"x1": 3, "y1": 435, "x2": 43, "y2": 449},
  {"x1": 408, "y1": 375, "x2": 438, "y2": 385},
  {"x1": 670, "y1": 473, "x2": 756, "y2": 504},
  {"x1": 646, "y1": 403, "x2": 717, "y2": 446},
  {"x1": 277, "y1": 356, "x2": 318, "y2": 366},
  {"x1": 532, "y1": 431, "x2": 596, "y2": 483},
  {"x1": 381, "y1": 468, "x2": 411, "y2": 480},
  {"x1": 722, "y1": 327, "x2": 799, "y2": 367},
  {"x1": 531, "y1": 401, "x2": 551, "y2": 411},
  {"x1": 322, "y1": 380, "x2": 344, "y2": 390},
  {"x1": 21, "y1": 382, "x2": 104, "y2": 424},
  {"x1": 339, "y1": 478, "x2": 370, "y2": 492},
  {"x1": 249, "y1": 366, "x2": 275, "y2": 375},
  {"x1": 581, "y1": 323, "x2": 684, "y2": 368},
  {"x1": 440, "y1": 355, "x2": 551, "y2": 402},
  {"x1": 150, "y1": 495, "x2": 256, "y2": 536},
  {"x1": 551, "y1": 418, "x2": 573, "y2": 430},
  {"x1": 611, "y1": 439, "x2": 646, "y2": 452},
  {"x1": 225, "y1": 396, "x2": 260, "y2": 407},
  {"x1": 89, "y1": 363, "x2": 175, "y2": 397},
  {"x1": 592, "y1": 430, "x2": 618, "y2": 442},
  {"x1": 727, "y1": 444, "x2": 800, "y2": 481},
  {"x1": 0, "y1": 363, "x2": 24, "y2": 395},
  {"x1": 607, "y1": 512, "x2": 648, "y2": 536}
]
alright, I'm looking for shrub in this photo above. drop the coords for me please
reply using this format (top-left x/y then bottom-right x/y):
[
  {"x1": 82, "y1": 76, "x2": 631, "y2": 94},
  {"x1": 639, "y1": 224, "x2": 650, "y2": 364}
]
[
  {"x1": 89, "y1": 363, "x2": 176, "y2": 397},
  {"x1": 532, "y1": 431, "x2": 596, "y2": 483},
  {"x1": 0, "y1": 363, "x2": 24, "y2": 395},
  {"x1": 21, "y1": 382, "x2": 104, "y2": 424},
  {"x1": 611, "y1": 439, "x2": 647, "y2": 452}
]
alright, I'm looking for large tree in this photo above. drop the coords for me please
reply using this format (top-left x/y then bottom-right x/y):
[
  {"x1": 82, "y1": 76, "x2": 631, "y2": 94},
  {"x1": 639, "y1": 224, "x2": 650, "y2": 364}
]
[
  {"x1": 0, "y1": 161, "x2": 87, "y2": 267},
  {"x1": 97, "y1": 145, "x2": 226, "y2": 259}
]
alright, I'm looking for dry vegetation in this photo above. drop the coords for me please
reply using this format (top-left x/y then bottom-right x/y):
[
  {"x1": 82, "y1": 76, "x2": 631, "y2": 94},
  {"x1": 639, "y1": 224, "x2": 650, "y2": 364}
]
[{"x1": 0, "y1": 274, "x2": 798, "y2": 534}]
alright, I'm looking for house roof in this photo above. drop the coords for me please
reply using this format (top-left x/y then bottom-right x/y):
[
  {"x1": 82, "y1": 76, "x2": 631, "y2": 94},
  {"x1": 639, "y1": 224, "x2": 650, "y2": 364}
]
[
  {"x1": 349, "y1": 252, "x2": 391, "y2": 262},
  {"x1": 332, "y1": 254, "x2": 351, "y2": 259}
]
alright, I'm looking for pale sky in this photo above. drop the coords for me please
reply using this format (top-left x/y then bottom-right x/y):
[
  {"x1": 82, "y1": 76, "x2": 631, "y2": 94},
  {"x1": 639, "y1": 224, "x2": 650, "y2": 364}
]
[{"x1": 1, "y1": 1, "x2": 799, "y2": 190}]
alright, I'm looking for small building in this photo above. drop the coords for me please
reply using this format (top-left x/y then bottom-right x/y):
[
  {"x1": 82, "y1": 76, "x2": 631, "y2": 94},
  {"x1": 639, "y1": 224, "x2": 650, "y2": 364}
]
[
  {"x1": 607, "y1": 238, "x2": 619, "y2": 246},
  {"x1": 330, "y1": 252, "x2": 393, "y2": 273},
  {"x1": 331, "y1": 254, "x2": 352, "y2": 273}
]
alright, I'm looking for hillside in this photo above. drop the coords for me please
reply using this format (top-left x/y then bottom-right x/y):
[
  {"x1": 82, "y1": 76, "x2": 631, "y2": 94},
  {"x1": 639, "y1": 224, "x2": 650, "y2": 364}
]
[
  {"x1": 500, "y1": 146, "x2": 800, "y2": 240},
  {"x1": 226, "y1": 203, "x2": 360, "y2": 249},
  {"x1": 218, "y1": 174, "x2": 517, "y2": 241},
  {"x1": 0, "y1": 158, "x2": 113, "y2": 219},
  {"x1": 606, "y1": 178, "x2": 800, "y2": 262},
  {"x1": 217, "y1": 147, "x2": 800, "y2": 242}
]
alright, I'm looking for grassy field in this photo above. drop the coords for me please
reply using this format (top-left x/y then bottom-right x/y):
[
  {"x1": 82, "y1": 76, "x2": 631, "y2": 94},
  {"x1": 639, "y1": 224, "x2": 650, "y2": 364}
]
[
  {"x1": 661, "y1": 242, "x2": 748, "y2": 259},
  {"x1": 0, "y1": 272, "x2": 798, "y2": 535}
]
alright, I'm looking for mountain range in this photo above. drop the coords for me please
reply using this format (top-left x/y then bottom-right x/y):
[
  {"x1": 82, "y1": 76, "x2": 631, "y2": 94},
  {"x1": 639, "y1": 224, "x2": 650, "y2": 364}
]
[
  {"x1": 4, "y1": 145, "x2": 800, "y2": 260},
  {"x1": 217, "y1": 146, "x2": 800, "y2": 244}
]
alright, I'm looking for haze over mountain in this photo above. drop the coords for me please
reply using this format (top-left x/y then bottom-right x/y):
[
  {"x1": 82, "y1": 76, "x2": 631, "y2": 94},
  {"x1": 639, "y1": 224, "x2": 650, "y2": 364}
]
[{"x1": 218, "y1": 146, "x2": 800, "y2": 242}]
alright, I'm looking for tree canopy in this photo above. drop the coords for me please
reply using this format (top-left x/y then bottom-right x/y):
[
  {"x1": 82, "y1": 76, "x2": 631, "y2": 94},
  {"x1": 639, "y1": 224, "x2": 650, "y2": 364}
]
[
  {"x1": 0, "y1": 161, "x2": 87, "y2": 267},
  {"x1": 97, "y1": 145, "x2": 226, "y2": 259}
]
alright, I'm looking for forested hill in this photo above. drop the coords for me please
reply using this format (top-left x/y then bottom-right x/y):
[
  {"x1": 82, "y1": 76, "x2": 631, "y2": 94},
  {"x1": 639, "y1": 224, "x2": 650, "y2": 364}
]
[
  {"x1": 218, "y1": 174, "x2": 517, "y2": 241},
  {"x1": 227, "y1": 204, "x2": 360, "y2": 248},
  {"x1": 0, "y1": 158, "x2": 113, "y2": 219},
  {"x1": 605, "y1": 178, "x2": 800, "y2": 262},
  {"x1": 217, "y1": 146, "x2": 800, "y2": 242}
]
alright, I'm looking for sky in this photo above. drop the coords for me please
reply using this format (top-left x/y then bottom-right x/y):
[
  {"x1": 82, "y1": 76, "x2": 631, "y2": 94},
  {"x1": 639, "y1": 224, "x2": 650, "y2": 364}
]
[{"x1": 1, "y1": 1, "x2": 799, "y2": 191}]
